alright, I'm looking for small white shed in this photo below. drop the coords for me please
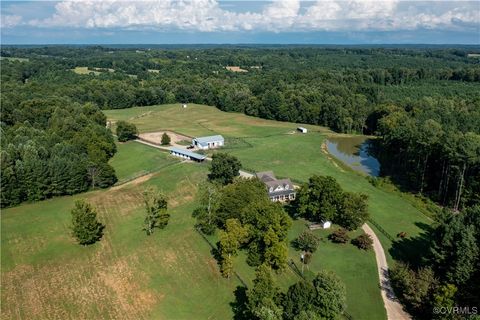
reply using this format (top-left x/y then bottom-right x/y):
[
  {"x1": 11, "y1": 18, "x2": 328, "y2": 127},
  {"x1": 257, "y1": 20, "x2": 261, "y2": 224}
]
[
  {"x1": 297, "y1": 127, "x2": 308, "y2": 134},
  {"x1": 321, "y1": 220, "x2": 332, "y2": 229}
]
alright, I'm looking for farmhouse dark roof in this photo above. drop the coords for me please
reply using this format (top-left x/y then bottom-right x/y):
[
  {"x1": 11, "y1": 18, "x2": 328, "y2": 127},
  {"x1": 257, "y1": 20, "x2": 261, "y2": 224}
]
[{"x1": 256, "y1": 171, "x2": 294, "y2": 192}]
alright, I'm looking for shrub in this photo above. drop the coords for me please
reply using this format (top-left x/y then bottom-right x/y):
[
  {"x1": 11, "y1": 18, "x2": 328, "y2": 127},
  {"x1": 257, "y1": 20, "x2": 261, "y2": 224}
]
[
  {"x1": 328, "y1": 228, "x2": 349, "y2": 243},
  {"x1": 352, "y1": 233, "x2": 373, "y2": 250}
]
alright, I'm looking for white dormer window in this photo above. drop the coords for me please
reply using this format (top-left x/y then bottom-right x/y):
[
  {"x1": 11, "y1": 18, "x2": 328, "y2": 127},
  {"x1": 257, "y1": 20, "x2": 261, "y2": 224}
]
[
  {"x1": 285, "y1": 184, "x2": 289, "y2": 190},
  {"x1": 269, "y1": 187, "x2": 273, "y2": 192}
]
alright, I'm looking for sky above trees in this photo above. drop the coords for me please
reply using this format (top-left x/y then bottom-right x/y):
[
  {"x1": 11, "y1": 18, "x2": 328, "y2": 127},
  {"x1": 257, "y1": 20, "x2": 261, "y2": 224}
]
[{"x1": 1, "y1": 0, "x2": 479, "y2": 44}]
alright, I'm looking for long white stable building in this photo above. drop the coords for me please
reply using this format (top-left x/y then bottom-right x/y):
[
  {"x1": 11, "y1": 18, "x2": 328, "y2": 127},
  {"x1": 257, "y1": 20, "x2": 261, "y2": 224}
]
[{"x1": 170, "y1": 147, "x2": 206, "y2": 162}]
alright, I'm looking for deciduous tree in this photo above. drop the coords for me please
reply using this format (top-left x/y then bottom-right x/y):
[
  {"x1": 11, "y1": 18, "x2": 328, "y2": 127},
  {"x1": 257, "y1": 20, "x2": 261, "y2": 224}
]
[
  {"x1": 208, "y1": 152, "x2": 241, "y2": 185},
  {"x1": 143, "y1": 187, "x2": 169, "y2": 235}
]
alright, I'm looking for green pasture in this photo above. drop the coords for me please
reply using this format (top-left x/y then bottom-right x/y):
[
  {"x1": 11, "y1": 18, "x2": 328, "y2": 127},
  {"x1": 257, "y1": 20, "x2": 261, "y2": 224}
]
[
  {"x1": 1, "y1": 154, "x2": 237, "y2": 319},
  {"x1": 106, "y1": 104, "x2": 432, "y2": 264},
  {"x1": 109, "y1": 141, "x2": 179, "y2": 183}
]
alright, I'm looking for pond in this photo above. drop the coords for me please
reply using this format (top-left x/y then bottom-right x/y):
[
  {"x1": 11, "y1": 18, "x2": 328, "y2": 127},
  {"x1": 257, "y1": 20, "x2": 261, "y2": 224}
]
[{"x1": 326, "y1": 136, "x2": 380, "y2": 177}]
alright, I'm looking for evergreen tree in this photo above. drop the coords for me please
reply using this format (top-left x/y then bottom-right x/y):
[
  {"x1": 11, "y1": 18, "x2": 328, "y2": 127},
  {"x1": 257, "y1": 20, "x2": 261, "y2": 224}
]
[
  {"x1": 143, "y1": 187, "x2": 169, "y2": 235},
  {"x1": 70, "y1": 199, "x2": 105, "y2": 245},
  {"x1": 161, "y1": 132, "x2": 171, "y2": 145}
]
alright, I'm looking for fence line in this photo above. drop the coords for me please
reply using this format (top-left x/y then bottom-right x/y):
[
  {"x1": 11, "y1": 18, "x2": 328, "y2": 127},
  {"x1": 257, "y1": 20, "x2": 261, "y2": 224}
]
[
  {"x1": 113, "y1": 162, "x2": 179, "y2": 186},
  {"x1": 194, "y1": 227, "x2": 249, "y2": 288},
  {"x1": 367, "y1": 218, "x2": 395, "y2": 242}
]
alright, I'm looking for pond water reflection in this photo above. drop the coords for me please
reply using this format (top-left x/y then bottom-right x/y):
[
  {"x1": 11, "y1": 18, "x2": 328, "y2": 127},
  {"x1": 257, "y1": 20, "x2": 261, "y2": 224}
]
[{"x1": 326, "y1": 136, "x2": 380, "y2": 177}]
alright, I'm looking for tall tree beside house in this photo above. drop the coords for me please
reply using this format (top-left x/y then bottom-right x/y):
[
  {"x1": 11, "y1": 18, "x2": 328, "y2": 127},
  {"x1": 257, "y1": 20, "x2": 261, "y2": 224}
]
[
  {"x1": 116, "y1": 120, "x2": 138, "y2": 142},
  {"x1": 294, "y1": 175, "x2": 344, "y2": 222},
  {"x1": 295, "y1": 175, "x2": 369, "y2": 231},
  {"x1": 208, "y1": 152, "x2": 242, "y2": 185},
  {"x1": 243, "y1": 200, "x2": 292, "y2": 270},
  {"x1": 70, "y1": 199, "x2": 105, "y2": 245},
  {"x1": 161, "y1": 132, "x2": 171, "y2": 145},
  {"x1": 143, "y1": 187, "x2": 169, "y2": 235}
]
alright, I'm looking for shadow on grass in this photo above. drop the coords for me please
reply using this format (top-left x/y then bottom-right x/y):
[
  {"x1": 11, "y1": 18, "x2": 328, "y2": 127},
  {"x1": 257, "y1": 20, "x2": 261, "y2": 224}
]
[
  {"x1": 230, "y1": 286, "x2": 250, "y2": 320},
  {"x1": 389, "y1": 222, "x2": 433, "y2": 268},
  {"x1": 211, "y1": 242, "x2": 223, "y2": 268}
]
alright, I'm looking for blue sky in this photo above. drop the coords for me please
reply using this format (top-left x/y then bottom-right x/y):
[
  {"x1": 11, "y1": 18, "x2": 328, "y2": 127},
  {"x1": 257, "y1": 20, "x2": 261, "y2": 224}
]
[{"x1": 1, "y1": 1, "x2": 479, "y2": 44}]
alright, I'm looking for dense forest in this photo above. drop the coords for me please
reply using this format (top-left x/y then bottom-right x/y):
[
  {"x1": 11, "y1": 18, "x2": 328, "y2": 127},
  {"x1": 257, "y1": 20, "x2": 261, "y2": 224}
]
[{"x1": 1, "y1": 45, "x2": 479, "y2": 209}]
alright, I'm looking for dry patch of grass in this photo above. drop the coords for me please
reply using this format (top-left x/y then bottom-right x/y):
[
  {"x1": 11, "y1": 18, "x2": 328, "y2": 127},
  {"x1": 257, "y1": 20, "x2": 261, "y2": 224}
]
[{"x1": 2, "y1": 255, "x2": 160, "y2": 320}]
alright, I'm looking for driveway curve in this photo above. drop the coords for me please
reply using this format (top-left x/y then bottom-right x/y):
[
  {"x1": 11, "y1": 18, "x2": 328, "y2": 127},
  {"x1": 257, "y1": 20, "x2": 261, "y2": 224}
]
[{"x1": 362, "y1": 223, "x2": 411, "y2": 320}]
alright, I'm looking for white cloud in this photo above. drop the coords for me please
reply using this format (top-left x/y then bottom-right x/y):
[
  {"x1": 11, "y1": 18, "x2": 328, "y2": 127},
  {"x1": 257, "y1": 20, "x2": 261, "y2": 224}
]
[
  {"x1": 22, "y1": 0, "x2": 480, "y2": 33},
  {"x1": 1, "y1": 15, "x2": 22, "y2": 28}
]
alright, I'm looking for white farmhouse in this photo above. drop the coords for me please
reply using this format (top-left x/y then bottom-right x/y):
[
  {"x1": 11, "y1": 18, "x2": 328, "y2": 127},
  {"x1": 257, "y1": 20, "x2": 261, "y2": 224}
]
[
  {"x1": 192, "y1": 135, "x2": 224, "y2": 150},
  {"x1": 256, "y1": 171, "x2": 296, "y2": 202}
]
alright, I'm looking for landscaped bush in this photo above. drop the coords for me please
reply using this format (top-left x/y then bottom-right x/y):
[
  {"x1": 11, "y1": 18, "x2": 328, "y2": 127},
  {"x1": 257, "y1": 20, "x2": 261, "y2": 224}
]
[
  {"x1": 352, "y1": 233, "x2": 373, "y2": 250},
  {"x1": 328, "y1": 228, "x2": 350, "y2": 243}
]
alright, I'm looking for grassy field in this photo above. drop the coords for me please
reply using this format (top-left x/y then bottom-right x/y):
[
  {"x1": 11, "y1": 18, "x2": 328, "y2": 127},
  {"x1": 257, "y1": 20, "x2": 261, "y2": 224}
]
[
  {"x1": 109, "y1": 141, "x2": 179, "y2": 183},
  {"x1": 71, "y1": 67, "x2": 114, "y2": 75},
  {"x1": 105, "y1": 104, "x2": 431, "y2": 263},
  {"x1": 3, "y1": 103, "x2": 432, "y2": 319},
  {"x1": 105, "y1": 104, "x2": 432, "y2": 319},
  {"x1": 1, "y1": 143, "x2": 239, "y2": 319}
]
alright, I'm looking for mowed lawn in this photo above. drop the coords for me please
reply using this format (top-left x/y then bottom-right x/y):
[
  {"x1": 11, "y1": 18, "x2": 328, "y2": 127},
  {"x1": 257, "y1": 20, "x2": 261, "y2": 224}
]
[
  {"x1": 225, "y1": 219, "x2": 387, "y2": 320},
  {"x1": 1, "y1": 143, "x2": 239, "y2": 319}
]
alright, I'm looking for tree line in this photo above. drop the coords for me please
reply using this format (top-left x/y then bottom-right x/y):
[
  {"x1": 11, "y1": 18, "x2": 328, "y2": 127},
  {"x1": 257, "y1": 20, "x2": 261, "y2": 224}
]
[
  {"x1": 1, "y1": 100, "x2": 117, "y2": 207},
  {"x1": 2, "y1": 46, "x2": 479, "y2": 209}
]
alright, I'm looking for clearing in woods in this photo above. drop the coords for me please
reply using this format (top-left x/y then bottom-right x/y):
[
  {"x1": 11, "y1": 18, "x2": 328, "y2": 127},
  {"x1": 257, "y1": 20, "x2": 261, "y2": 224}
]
[
  {"x1": 104, "y1": 104, "x2": 431, "y2": 264},
  {"x1": 3, "y1": 103, "x2": 431, "y2": 319}
]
